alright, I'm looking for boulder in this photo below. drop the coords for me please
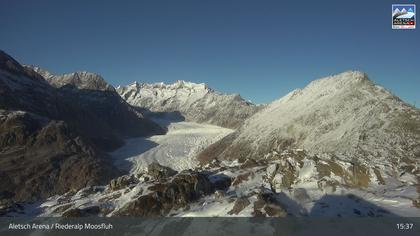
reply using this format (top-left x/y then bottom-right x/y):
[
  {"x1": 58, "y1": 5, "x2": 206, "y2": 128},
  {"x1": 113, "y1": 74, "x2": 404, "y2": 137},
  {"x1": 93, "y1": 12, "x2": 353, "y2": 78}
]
[
  {"x1": 158, "y1": 171, "x2": 214, "y2": 209},
  {"x1": 62, "y1": 206, "x2": 101, "y2": 217},
  {"x1": 114, "y1": 194, "x2": 163, "y2": 217},
  {"x1": 115, "y1": 170, "x2": 215, "y2": 216},
  {"x1": 252, "y1": 191, "x2": 287, "y2": 217},
  {"x1": 109, "y1": 175, "x2": 138, "y2": 191},
  {"x1": 147, "y1": 162, "x2": 178, "y2": 180}
]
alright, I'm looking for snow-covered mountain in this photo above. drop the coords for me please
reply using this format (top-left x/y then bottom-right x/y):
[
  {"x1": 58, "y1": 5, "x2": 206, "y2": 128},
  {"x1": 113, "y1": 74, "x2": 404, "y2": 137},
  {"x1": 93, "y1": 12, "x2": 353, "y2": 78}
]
[
  {"x1": 117, "y1": 80, "x2": 260, "y2": 129},
  {"x1": 200, "y1": 71, "x2": 420, "y2": 163},
  {"x1": 197, "y1": 71, "x2": 420, "y2": 202},
  {"x1": 28, "y1": 66, "x2": 115, "y2": 91}
]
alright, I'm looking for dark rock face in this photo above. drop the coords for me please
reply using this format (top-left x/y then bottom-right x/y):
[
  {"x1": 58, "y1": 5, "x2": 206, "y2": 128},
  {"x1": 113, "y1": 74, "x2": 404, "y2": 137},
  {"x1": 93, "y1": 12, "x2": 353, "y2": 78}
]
[
  {"x1": 252, "y1": 191, "x2": 287, "y2": 217},
  {"x1": 0, "y1": 50, "x2": 165, "y2": 203},
  {"x1": 55, "y1": 85, "x2": 165, "y2": 151},
  {"x1": 115, "y1": 194, "x2": 163, "y2": 217},
  {"x1": 147, "y1": 162, "x2": 178, "y2": 180},
  {"x1": 0, "y1": 111, "x2": 120, "y2": 202},
  {"x1": 0, "y1": 50, "x2": 165, "y2": 150},
  {"x1": 115, "y1": 171, "x2": 215, "y2": 216},
  {"x1": 160, "y1": 171, "x2": 214, "y2": 208},
  {"x1": 108, "y1": 175, "x2": 138, "y2": 191}
]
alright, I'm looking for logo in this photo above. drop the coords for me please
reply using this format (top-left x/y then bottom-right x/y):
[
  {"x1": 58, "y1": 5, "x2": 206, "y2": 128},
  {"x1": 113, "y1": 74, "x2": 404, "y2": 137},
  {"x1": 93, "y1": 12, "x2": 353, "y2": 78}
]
[{"x1": 392, "y1": 4, "x2": 416, "y2": 29}]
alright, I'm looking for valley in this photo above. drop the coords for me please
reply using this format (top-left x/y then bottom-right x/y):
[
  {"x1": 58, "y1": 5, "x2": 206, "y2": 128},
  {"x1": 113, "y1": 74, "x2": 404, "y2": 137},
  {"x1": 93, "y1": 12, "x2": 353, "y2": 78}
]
[{"x1": 7, "y1": 120, "x2": 419, "y2": 217}]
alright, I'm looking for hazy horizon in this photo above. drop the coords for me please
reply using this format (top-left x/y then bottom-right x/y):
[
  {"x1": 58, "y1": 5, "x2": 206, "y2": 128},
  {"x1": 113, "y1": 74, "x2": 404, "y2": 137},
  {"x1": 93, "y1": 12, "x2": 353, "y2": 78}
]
[{"x1": 1, "y1": 0, "x2": 419, "y2": 105}]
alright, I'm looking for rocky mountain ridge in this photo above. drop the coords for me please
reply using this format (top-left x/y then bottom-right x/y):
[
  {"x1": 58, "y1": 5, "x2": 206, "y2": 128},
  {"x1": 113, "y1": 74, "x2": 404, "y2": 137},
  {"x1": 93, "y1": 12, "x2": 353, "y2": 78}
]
[
  {"x1": 28, "y1": 66, "x2": 115, "y2": 92},
  {"x1": 0, "y1": 50, "x2": 164, "y2": 206}
]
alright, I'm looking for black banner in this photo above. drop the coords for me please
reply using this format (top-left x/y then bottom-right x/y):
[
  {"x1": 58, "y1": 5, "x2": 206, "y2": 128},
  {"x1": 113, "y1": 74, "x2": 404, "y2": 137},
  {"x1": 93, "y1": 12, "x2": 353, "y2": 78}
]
[{"x1": 1, "y1": 217, "x2": 420, "y2": 236}]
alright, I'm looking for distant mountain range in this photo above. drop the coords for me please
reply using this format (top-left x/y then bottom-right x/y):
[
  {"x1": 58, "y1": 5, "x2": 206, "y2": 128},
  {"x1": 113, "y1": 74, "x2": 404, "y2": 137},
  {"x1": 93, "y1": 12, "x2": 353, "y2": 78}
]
[{"x1": 117, "y1": 80, "x2": 261, "y2": 129}]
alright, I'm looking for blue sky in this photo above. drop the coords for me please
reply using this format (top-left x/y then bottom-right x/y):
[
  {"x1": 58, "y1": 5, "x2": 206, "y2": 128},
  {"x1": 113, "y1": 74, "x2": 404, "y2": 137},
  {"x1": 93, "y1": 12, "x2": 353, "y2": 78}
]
[
  {"x1": 393, "y1": 5, "x2": 415, "y2": 11},
  {"x1": 0, "y1": 0, "x2": 419, "y2": 105}
]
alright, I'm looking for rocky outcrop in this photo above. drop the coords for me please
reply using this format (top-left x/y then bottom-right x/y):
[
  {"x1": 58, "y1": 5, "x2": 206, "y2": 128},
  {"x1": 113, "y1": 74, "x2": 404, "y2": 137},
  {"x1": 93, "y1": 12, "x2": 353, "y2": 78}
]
[
  {"x1": 147, "y1": 162, "x2": 178, "y2": 180},
  {"x1": 115, "y1": 170, "x2": 215, "y2": 216},
  {"x1": 0, "y1": 110, "x2": 120, "y2": 203},
  {"x1": 62, "y1": 206, "x2": 101, "y2": 217},
  {"x1": 108, "y1": 175, "x2": 138, "y2": 191},
  {"x1": 252, "y1": 191, "x2": 287, "y2": 217}
]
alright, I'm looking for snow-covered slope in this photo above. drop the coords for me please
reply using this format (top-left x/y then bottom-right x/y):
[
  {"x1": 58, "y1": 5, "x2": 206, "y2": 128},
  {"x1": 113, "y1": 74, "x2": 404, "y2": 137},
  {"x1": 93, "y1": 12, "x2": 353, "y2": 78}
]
[
  {"x1": 24, "y1": 150, "x2": 420, "y2": 217},
  {"x1": 117, "y1": 80, "x2": 260, "y2": 128},
  {"x1": 197, "y1": 70, "x2": 420, "y2": 210},
  {"x1": 200, "y1": 71, "x2": 420, "y2": 167}
]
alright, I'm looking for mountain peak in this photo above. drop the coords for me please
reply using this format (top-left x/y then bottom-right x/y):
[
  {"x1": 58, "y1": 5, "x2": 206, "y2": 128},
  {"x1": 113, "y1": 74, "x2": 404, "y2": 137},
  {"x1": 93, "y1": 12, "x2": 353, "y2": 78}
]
[
  {"x1": 127, "y1": 81, "x2": 141, "y2": 90},
  {"x1": 307, "y1": 70, "x2": 371, "y2": 88},
  {"x1": 25, "y1": 65, "x2": 115, "y2": 92},
  {"x1": 174, "y1": 80, "x2": 210, "y2": 90},
  {"x1": 63, "y1": 71, "x2": 115, "y2": 91},
  {"x1": 135, "y1": 80, "x2": 211, "y2": 92},
  {"x1": 282, "y1": 71, "x2": 372, "y2": 102},
  {"x1": 27, "y1": 65, "x2": 55, "y2": 79}
]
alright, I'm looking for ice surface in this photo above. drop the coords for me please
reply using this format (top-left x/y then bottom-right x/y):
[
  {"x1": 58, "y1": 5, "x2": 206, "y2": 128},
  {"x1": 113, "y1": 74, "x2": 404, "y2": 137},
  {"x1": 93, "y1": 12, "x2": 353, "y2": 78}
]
[{"x1": 111, "y1": 121, "x2": 233, "y2": 172}]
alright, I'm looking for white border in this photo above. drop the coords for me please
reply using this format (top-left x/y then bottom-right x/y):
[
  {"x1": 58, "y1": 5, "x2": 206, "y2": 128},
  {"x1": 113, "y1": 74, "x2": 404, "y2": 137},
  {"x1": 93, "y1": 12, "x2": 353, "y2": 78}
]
[{"x1": 392, "y1": 4, "x2": 416, "y2": 30}]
